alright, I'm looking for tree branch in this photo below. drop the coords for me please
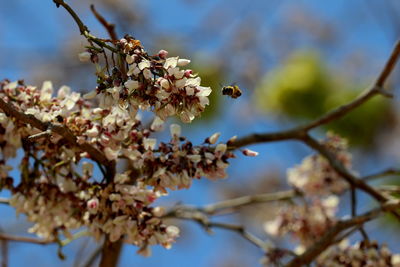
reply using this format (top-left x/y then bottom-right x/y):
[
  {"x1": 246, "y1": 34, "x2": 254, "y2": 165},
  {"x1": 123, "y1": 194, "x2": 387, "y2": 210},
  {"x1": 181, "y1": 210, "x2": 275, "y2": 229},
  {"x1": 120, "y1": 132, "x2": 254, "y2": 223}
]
[
  {"x1": 200, "y1": 189, "x2": 297, "y2": 215},
  {"x1": 300, "y1": 134, "x2": 386, "y2": 202},
  {"x1": 363, "y1": 168, "x2": 400, "y2": 182},
  {"x1": 231, "y1": 40, "x2": 400, "y2": 149},
  {"x1": 0, "y1": 233, "x2": 52, "y2": 245},
  {"x1": 166, "y1": 208, "x2": 267, "y2": 250},
  {"x1": 285, "y1": 199, "x2": 400, "y2": 267},
  {"x1": 90, "y1": 4, "x2": 118, "y2": 41},
  {"x1": 0, "y1": 98, "x2": 116, "y2": 180},
  {"x1": 52, "y1": 0, "x2": 118, "y2": 53},
  {"x1": 300, "y1": 133, "x2": 400, "y2": 219}
]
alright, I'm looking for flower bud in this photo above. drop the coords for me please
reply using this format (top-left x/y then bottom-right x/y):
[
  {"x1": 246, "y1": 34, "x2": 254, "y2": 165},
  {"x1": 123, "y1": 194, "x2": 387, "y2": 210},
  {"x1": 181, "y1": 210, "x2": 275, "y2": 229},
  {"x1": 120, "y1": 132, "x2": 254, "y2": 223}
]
[
  {"x1": 242, "y1": 148, "x2": 258, "y2": 157},
  {"x1": 177, "y1": 59, "x2": 191, "y2": 66},
  {"x1": 126, "y1": 54, "x2": 135, "y2": 64},
  {"x1": 87, "y1": 198, "x2": 99, "y2": 213},
  {"x1": 184, "y1": 70, "x2": 193, "y2": 77},
  {"x1": 158, "y1": 49, "x2": 168, "y2": 59},
  {"x1": 170, "y1": 124, "x2": 181, "y2": 138},
  {"x1": 78, "y1": 51, "x2": 91, "y2": 62},
  {"x1": 208, "y1": 132, "x2": 221, "y2": 144},
  {"x1": 160, "y1": 78, "x2": 170, "y2": 89}
]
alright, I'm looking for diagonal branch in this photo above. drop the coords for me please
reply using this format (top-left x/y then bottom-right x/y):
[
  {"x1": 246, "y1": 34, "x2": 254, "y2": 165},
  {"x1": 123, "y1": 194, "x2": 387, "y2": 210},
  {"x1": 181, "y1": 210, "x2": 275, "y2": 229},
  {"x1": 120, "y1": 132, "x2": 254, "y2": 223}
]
[
  {"x1": 53, "y1": 0, "x2": 118, "y2": 53},
  {"x1": 300, "y1": 134, "x2": 386, "y2": 202},
  {"x1": 285, "y1": 199, "x2": 400, "y2": 267},
  {"x1": 300, "y1": 134, "x2": 400, "y2": 220},
  {"x1": 363, "y1": 168, "x2": 400, "y2": 181},
  {"x1": 231, "y1": 40, "x2": 400, "y2": 149},
  {"x1": 90, "y1": 4, "x2": 118, "y2": 41}
]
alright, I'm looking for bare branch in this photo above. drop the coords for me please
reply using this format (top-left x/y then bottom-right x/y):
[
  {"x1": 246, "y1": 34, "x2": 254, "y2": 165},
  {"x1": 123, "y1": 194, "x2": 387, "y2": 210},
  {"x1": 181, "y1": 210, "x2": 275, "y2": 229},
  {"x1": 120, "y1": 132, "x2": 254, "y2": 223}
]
[
  {"x1": 52, "y1": 0, "x2": 118, "y2": 53},
  {"x1": 200, "y1": 189, "x2": 297, "y2": 215},
  {"x1": 0, "y1": 233, "x2": 53, "y2": 245},
  {"x1": 231, "y1": 40, "x2": 400, "y2": 149},
  {"x1": 167, "y1": 208, "x2": 268, "y2": 250},
  {"x1": 90, "y1": 4, "x2": 118, "y2": 41},
  {"x1": 0, "y1": 199, "x2": 9, "y2": 205},
  {"x1": 363, "y1": 168, "x2": 400, "y2": 181},
  {"x1": 229, "y1": 130, "x2": 302, "y2": 149},
  {"x1": 375, "y1": 40, "x2": 400, "y2": 87}
]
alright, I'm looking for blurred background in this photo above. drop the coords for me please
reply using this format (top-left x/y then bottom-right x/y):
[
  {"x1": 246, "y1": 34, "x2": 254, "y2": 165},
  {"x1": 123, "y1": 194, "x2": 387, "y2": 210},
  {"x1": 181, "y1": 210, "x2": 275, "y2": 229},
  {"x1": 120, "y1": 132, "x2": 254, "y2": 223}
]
[{"x1": 1, "y1": 0, "x2": 400, "y2": 266}]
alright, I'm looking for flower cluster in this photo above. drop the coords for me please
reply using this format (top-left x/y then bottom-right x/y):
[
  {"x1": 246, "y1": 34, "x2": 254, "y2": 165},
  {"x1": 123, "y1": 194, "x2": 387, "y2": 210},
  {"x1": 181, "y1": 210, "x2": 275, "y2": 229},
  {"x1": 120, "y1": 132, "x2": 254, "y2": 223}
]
[
  {"x1": 262, "y1": 134, "x2": 400, "y2": 266},
  {"x1": 262, "y1": 134, "x2": 355, "y2": 265},
  {"x1": 264, "y1": 195, "x2": 339, "y2": 248},
  {"x1": 9, "y1": 173, "x2": 178, "y2": 252},
  {"x1": 287, "y1": 133, "x2": 351, "y2": 196},
  {"x1": 264, "y1": 135, "x2": 349, "y2": 250},
  {"x1": 0, "y1": 69, "x2": 233, "y2": 253},
  {"x1": 316, "y1": 240, "x2": 400, "y2": 267},
  {"x1": 82, "y1": 36, "x2": 211, "y2": 123}
]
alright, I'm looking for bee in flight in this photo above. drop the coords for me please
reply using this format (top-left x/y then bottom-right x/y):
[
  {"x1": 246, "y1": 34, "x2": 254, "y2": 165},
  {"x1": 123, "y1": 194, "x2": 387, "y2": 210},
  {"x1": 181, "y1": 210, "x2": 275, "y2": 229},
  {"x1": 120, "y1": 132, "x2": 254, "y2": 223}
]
[{"x1": 221, "y1": 84, "x2": 242, "y2": 99}]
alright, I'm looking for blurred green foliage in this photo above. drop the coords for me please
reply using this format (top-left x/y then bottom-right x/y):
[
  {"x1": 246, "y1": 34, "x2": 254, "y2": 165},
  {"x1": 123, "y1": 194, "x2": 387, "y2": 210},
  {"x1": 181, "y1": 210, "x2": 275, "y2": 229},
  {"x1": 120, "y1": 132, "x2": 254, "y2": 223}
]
[
  {"x1": 191, "y1": 61, "x2": 224, "y2": 122},
  {"x1": 254, "y1": 51, "x2": 392, "y2": 147}
]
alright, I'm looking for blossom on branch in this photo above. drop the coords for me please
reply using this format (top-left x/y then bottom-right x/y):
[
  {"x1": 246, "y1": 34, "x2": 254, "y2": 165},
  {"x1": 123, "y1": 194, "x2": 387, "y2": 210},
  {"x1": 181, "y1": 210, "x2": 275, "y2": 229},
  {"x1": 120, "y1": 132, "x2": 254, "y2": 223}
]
[
  {"x1": 316, "y1": 240, "x2": 400, "y2": 267},
  {"x1": 264, "y1": 195, "x2": 339, "y2": 248},
  {"x1": 83, "y1": 36, "x2": 212, "y2": 123},
  {"x1": 287, "y1": 133, "x2": 351, "y2": 196},
  {"x1": 0, "y1": 63, "x2": 234, "y2": 252}
]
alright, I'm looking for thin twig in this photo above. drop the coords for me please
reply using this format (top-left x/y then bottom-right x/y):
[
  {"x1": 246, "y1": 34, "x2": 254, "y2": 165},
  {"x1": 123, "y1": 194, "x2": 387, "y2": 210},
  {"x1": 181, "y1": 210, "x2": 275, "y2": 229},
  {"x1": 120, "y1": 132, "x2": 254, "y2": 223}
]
[
  {"x1": 200, "y1": 190, "x2": 297, "y2": 215},
  {"x1": 0, "y1": 233, "x2": 53, "y2": 245},
  {"x1": 363, "y1": 168, "x2": 400, "y2": 181},
  {"x1": 205, "y1": 221, "x2": 266, "y2": 249},
  {"x1": 27, "y1": 129, "x2": 52, "y2": 141},
  {"x1": 165, "y1": 208, "x2": 267, "y2": 250},
  {"x1": 90, "y1": 4, "x2": 118, "y2": 41},
  {"x1": 60, "y1": 230, "x2": 89, "y2": 247},
  {"x1": 350, "y1": 186, "x2": 356, "y2": 217},
  {"x1": 375, "y1": 40, "x2": 400, "y2": 87},
  {"x1": 52, "y1": 0, "x2": 118, "y2": 53},
  {"x1": 350, "y1": 185, "x2": 368, "y2": 243}
]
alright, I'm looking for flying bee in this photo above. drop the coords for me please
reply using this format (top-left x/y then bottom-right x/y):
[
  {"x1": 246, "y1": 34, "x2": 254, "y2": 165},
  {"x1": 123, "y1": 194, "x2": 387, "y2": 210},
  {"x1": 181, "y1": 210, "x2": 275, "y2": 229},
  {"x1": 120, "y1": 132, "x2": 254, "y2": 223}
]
[{"x1": 221, "y1": 84, "x2": 242, "y2": 99}]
